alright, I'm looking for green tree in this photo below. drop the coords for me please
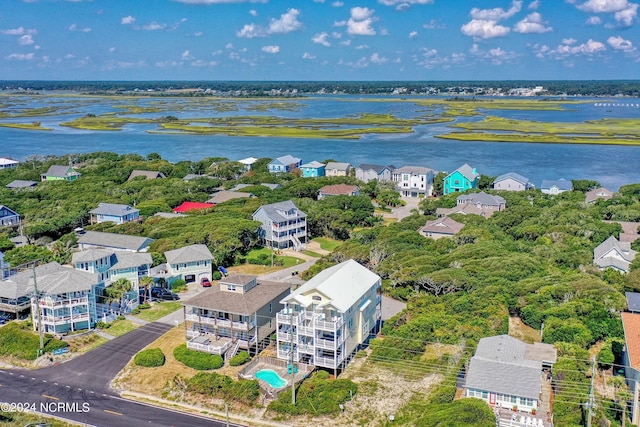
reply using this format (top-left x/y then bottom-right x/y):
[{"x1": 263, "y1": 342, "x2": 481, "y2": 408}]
[
  {"x1": 104, "y1": 278, "x2": 132, "y2": 314},
  {"x1": 571, "y1": 179, "x2": 600, "y2": 193}
]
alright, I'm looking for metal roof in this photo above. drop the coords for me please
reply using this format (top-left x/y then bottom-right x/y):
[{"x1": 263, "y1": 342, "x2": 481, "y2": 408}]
[{"x1": 165, "y1": 244, "x2": 213, "y2": 265}]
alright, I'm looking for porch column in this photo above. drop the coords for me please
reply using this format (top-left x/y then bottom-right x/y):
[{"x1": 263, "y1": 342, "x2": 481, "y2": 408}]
[{"x1": 633, "y1": 381, "x2": 639, "y2": 426}]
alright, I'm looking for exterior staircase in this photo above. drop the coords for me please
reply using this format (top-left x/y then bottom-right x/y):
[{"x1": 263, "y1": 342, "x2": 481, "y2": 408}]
[
  {"x1": 225, "y1": 341, "x2": 241, "y2": 362},
  {"x1": 290, "y1": 234, "x2": 304, "y2": 251}
]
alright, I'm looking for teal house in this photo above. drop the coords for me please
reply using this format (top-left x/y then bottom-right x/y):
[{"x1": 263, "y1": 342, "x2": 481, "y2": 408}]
[
  {"x1": 300, "y1": 161, "x2": 326, "y2": 178},
  {"x1": 443, "y1": 164, "x2": 479, "y2": 195}
]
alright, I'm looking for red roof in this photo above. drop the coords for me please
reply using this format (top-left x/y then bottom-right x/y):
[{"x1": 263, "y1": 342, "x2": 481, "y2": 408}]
[
  {"x1": 622, "y1": 312, "x2": 640, "y2": 371},
  {"x1": 173, "y1": 201, "x2": 215, "y2": 213}
]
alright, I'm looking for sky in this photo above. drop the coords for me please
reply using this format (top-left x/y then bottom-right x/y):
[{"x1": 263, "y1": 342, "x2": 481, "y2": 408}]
[{"x1": 0, "y1": 0, "x2": 639, "y2": 81}]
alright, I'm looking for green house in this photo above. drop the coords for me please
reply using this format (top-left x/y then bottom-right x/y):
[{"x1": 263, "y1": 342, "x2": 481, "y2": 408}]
[
  {"x1": 443, "y1": 164, "x2": 479, "y2": 195},
  {"x1": 41, "y1": 165, "x2": 81, "y2": 181}
]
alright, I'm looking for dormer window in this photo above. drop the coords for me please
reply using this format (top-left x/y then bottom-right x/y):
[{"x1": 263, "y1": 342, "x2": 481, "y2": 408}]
[{"x1": 312, "y1": 296, "x2": 321, "y2": 301}]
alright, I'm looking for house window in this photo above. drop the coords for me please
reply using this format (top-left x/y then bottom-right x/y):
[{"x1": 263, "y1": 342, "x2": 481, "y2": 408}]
[
  {"x1": 269, "y1": 303, "x2": 272, "y2": 313},
  {"x1": 481, "y1": 391, "x2": 488, "y2": 399},
  {"x1": 454, "y1": 179, "x2": 460, "y2": 185},
  {"x1": 227, "y1": 285, "x2": 236, "y2": 291},
  {"x1": 312, "y1": 296, "x2": 321, "y2": 301},
  {"x1": 269, "y1": 319, "x2": 272, "y2": 328}
]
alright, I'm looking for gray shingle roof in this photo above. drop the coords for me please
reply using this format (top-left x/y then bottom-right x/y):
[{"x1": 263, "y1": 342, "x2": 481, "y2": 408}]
[
  {"x1": 457, "y1": 191, "x2": 506, "y2": 207},
  {"x1": 627, "y1": 292, "x2": 640, "y2": 313},
  {"x1": 271, "y1": 155, "x2": 301, "y2": 165},
  {"x1": 394, "y1": 165, "x2": 434, "y2": 175},
  {"x1": 451, "y1": 163, "x2": 478, "y2": 181},
  {"x1": 0, "y1": 262, "x2": 97, "y2": 299},
  {"x1": 165, "y1": 244, "x2": 213, "y2": 264},
  {"x1": 358, "y1": 164, "x2": 393, "y2": 174},
  {"x1": 206, "y1": 191, "x2": 251, "y2": 204},
  {"x1": 6, "y1": 180, "x2": 38, "y2": 189},
  {"x1": 254, "y1": 200, "x2": 306, "y2": 222},
  {"x1": 89, "y1": 203, "x2": 139, "y2": 217},
  {"x1": 300, "y1": 161, "x2": 325, "y2": 168},
  {"x1": 127, "y1": 170, "x2": 166, "y2": 181},
  {"x1": 183, "y1": 276, "x2": 290, "y2": 315},
  {"x1": 585, "y1": 187, "x2": 614, "y2": 203},
  {"x1": 78, "y1": 231, "x2": 152, "y2": 251},
  {"x1": 419, "y1": 216, "x2": 465, "y2": 236},
  {"x1": 43, "y1": 165, "x2": 79, "y2": 178},
  {"x1": 466, "y1": 335, "x2": 555, "y2": 400},
  {"x1": 594, "y1": 236, "x2": 637, "y2": 266},
  {"x1": 325, "y1": 162, "x2": 351, "y2": 171},
  {"x1": 493, "y1": 172, "x2": 532, "y2": 186},
  {"x1": 71, "y1": 249, "x2": 152, "y2": 270}
]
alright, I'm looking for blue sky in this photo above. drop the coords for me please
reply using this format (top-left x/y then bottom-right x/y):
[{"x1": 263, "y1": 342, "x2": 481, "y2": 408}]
[{"x1": 0, "y1": 0, "x2": 638, "y2": 80}]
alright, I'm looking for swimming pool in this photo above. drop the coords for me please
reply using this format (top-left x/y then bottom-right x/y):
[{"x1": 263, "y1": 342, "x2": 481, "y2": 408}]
[{"x1": 255, "y1": 369, "x2": 288, "y2": 389}]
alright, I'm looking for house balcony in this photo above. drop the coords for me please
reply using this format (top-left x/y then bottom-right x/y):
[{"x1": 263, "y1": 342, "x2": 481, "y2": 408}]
[
  {"x1": 277, "y1": 331, "x2": 291, "y2": 342},
  {"x1": 39, "y1": 296, "x2": 89, "y2": 308},
  {"x1": 315, "y1": 335, "x2": 345, "y2": 350},
  {"x1": 297, "y1": 343, "x2": 314, "y2": 353},
  {"x1": 314, "y1": 316, "x2": 344, "y2": 331},
  {"x1": 314, "y1": 354, "x2": 345, "y2": 369},
  {"x1": 41, "y1": 313, "x2": 90, "y2": 324},
  {"x1": 298, "y1": 325, "x2": 314, "y2": 336},
  {"x1": 277, "y1": 349, "x2": 291, "y2": 360},
  {"x1": 185, "y1": 313, "x2": 255, "y2": 331},
  {"x1": 0, "y1": 300, "x2": 30, "y2": 313},
  {"x1": 187, "y1": 335, "x2": 233, "y2": 355},
  {"x1": 272, "y1": 221, "x2": 306, "y2": 232},
  {"x1": 276, "y1": 311, "x2": 305, "y2": 326},
  {"x1": 271, "y1": 231, "x2": 307, "y2": 243}
]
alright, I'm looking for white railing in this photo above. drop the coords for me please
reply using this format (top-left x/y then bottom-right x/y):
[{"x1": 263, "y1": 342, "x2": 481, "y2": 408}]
[
  {"x1": 187, "y1": 339, "x2": 232, "y2": 355},
  {"x1": 277, "y1": 331, "x2": 291, "y2": 341},
  {"x1": 298, "y1": 325, "x2": 314, "y2": 335},
  {"x1": 315, "y1": 338, "x2": 338, "y2": 350},
  {"x1": 297, "y1": 343, "x2": 314, "y2": 353},
  {"x1": 39, "y1": 297, "x2": 89, "y2": 308},
  {"x1": 315, "y1": 317, "x2": 343, "y2": 331},
  {"x1": 185, "y1": 314, "x2": 254, "y2": 331},
  {"x1": 41, "y1": 313, "x2": 90, "y2": 324},
  {"x1": 277, "y1": 349, "x2": 290, "y2": 359},
  {"x1": 277, "y1": 311, "x2": 304, "y2": 325},
  {"x1": 314, "y1": 355, "x2": 337, "y2": 369}
]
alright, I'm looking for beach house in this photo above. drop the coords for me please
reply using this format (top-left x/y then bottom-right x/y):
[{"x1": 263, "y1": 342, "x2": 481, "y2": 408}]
[
  {"x1": 252, "y1": 201, "x2": 307, "y2": 251},
  {"x1": 443, "y1": 164, "x2": 479, "y2": 195}
]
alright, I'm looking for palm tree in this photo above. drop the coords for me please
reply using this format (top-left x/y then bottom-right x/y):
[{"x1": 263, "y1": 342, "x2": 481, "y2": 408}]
[
  {"x1": 104, "y1": 278, "x2": 132, "y2": 315},
  {"x1": 139, "y1": 276, "x2": 154, "y2": 304}
]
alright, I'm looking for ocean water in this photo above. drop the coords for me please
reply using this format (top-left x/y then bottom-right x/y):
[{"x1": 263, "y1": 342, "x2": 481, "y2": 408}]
[{"x1": 1, "y1": 95, "x2": 639, "y2": 190}]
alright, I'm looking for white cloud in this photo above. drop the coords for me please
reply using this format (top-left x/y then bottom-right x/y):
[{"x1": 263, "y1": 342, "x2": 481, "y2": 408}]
[
  {"x1": 347, "y1": 7, "x2": 377, "y2": 35},
  {"x1": 18, "y1": 35, "x2": 35, "y2": 45},
  {"x1": 190, "y1": 60, "x2": 217, "y2": 67},
  {"x1": 614, "y1": 3, "x2": 638, "y2": 25},
  {"x1": 470, "y1": 1, "x2": 523, "y2": 20},
  {"x1": 312, "y1": 32, "x2": 331, "y2": 47},
  {"x1": 268, "y1": 8, "x2": 302, "y2": 34},
  {"x1": 1, "y1": 27, "x2": 37, "y2": 35},
  {"x1": 68, "y1": 24, "x2": 92, "y2": 32},
  {"x1": 194, "y1": 31, "x2": 203, "y2": 37},
  {"x1": 461, "y1": 20, "x2": 510, "y2": 39},
  {"x1": 563, "y1": 38, "x2": 578, "y2": 44},
  {"x1": 237, "y1": 8, "x2": 302, "y2": 38},
  {"x1": 577, "y1": 0, "x2": 630, "y2": 13},
  {"x1": 513, "y1": 12, "x2": 553, "y2": 33},
  {"x1": 174, "y1": 0, "x2": 268, "y2": 3},
  {"x1": 261, "y1": 45, "x2": 280, "y2": 53},
  {"x1": 249, "y1": 10, "x2": 257, "y2": 16},
  {"x1": 552, "y1": 39, "x2": 606, "y2": 57},
  {"x1": 378, "y1": 0, "x2": 434, "y2": 4},
  {"x1": 225, "y1": 43, "x2": 234, "y2": 49},
  {"x1": 586, "y1": 16, "x2": 602, "y2": 24},
  {"x1": 302, "y1": 52, "x2": 316, "y2": 59},
  {"x1": 369, "y1": 53, "x2": 387, "y2": 64},
  {"x1": 422, "y1": 19, "x2": 445, "y2": 29},
  {"x1": 332, "y1": 1, "x2": 344, "y2": 6},
  {"x1": 237, "y1": 23, "x2": 264, "y2": 38},
  {"x1": 109, "y1": 47, "x2": 116, "y2": 52},
  {"x1": 181, "y1": 50, "x2": 194, "y2": 60},
  {"x1": 355, "y1": 44, "x2": 369, "y2": 49},
  {"x1": 65, "y1": 54, "x2": 75, "y2": 59},
  {"x1": 607, "y1": 35, "x2": 635, "y2": 51},
  {"x1": 528, "y1": 0, "x2": 540, "y2": 9},
  {"x1": 142, "y1": 22, "x2": 167, "y2": 31},
  {"x1": 5, "y1": 53, "x2": 35, "y2": 60},
  {"x1": 409, "y1": 30, "x2": 418, "y2": 39},
  {"x1": 121, "y1": 16, "x2": 135, "y2": 25}
]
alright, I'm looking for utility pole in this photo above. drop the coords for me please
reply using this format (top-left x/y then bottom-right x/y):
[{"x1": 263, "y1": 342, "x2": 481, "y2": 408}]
[
  {"x1": 32, "y1": 264, "x2": 45, "y2": 356},
  {"x1": 289, "y1": 306, "x2": 296, "y2": 405},
  {"x1": 586, "y1": 357, "x2": 596, "y2": 427}
]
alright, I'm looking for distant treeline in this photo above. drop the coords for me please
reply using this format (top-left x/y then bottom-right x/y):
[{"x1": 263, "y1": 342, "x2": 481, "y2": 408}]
[{"x1": 1, "y1": 80, "x2": 639, "y2": 97}]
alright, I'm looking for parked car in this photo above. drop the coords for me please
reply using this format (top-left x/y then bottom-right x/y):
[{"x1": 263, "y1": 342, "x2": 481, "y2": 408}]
[
  {"x1": 150, "y1": 287, "x2": 180, "y2": 300},
  {"x1": 200, "y1": 277, "x2": 212, "y2": 287}
]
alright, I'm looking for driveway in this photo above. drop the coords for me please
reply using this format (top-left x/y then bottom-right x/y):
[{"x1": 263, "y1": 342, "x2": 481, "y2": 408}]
[{"x1": 390, "y1": 197, "x2": 422, "y2": 221}]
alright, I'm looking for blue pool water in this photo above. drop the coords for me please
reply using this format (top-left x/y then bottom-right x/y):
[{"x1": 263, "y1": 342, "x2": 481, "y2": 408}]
[{"x1": 255, "y1": 369, "x2": 287, "y2": 388}]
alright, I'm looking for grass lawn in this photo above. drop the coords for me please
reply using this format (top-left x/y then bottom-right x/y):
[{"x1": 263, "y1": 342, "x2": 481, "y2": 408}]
[
  {"x1": 0, "y1": 410, "x2": 77, "y2": 426},
  {"x1": 101, "y1": 319, "x2": 140, "y2": 337},
  {"x1": 67, "y1": 333, "x2": 109, "y2": 353},
  {"x1": 302, "y1": 250, "x2": 322, "y2": 258},
  {"x1": 244, "y1": 247, "x2": 301, "y2": 268},
  {"x1": 134, "y1": 301, "x2": 183, "y2": 322},
  {"x1": 313, "y1": 237, "x2": 343, "y2": 251}
]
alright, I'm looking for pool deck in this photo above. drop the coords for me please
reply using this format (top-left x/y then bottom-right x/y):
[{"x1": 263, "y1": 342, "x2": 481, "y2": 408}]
[{"x1": 239, "y1": 355, "x2": 314, "y2": 398}]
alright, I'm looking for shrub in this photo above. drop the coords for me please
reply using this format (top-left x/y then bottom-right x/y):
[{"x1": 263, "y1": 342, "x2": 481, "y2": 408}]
[
  {"x1": 138, "y1": 302, "x2": 151, "y2": 310},
  {"x1": 171, "y1": 279, "x2": 187, "y2": 292},
  {"x1": 186, "y1": 372, "x2": 259, "y2": 405},
  {"x1": 134, "y1": 348, "x2": 166, "y2": 367},
  {"x1": 269, "y1": 371, "x2": 357, "y2": 415},
  {"x1": 212, "y1": 271, "x2": 222, "y2": 280},
  {"x1": 229, "y1": 351, "x2": 251, "y2": 367},
  {"x1": 0, "y1": 323, "x2": 68, "y2": 360},
  {"x1": 173, "y1": 343, "x2": 223, "y2": 370}
]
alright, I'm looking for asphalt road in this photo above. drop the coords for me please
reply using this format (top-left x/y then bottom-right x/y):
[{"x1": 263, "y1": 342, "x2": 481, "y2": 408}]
[{"x1": 1, "y1": 321, "x2": 244, "y2": 426}]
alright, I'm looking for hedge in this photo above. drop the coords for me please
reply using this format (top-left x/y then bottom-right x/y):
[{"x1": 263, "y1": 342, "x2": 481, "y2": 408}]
[
  {"x1": 229, "y1": 351, "x2": 251, "y2": 367},
  {"x1": 173, "y1": 343, "x2": 223, "y2": 370},
  {"x1": 0, "y1": 322, "x2": 68, "y2": 360},
  {"x1": 134, "y1": 348, "x2": 166, "y2": 367}
]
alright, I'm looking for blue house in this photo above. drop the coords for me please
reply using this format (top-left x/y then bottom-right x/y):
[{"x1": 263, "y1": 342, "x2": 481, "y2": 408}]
[
  {"x1": 0, "y1": 205, "x2": 20, "y2": 227},
  {"x1": 89, "y1": 203, "x2": 140, "y2": 225},
  {"x1": 267, "y1": 155, "x2": 302, "y2": 173},
  {"x1": 300, "y1": 161, "x2": 326, "y2": 178},
  {"x1": 443, "y1": 164, "x2": 479, "y2": 195}
]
